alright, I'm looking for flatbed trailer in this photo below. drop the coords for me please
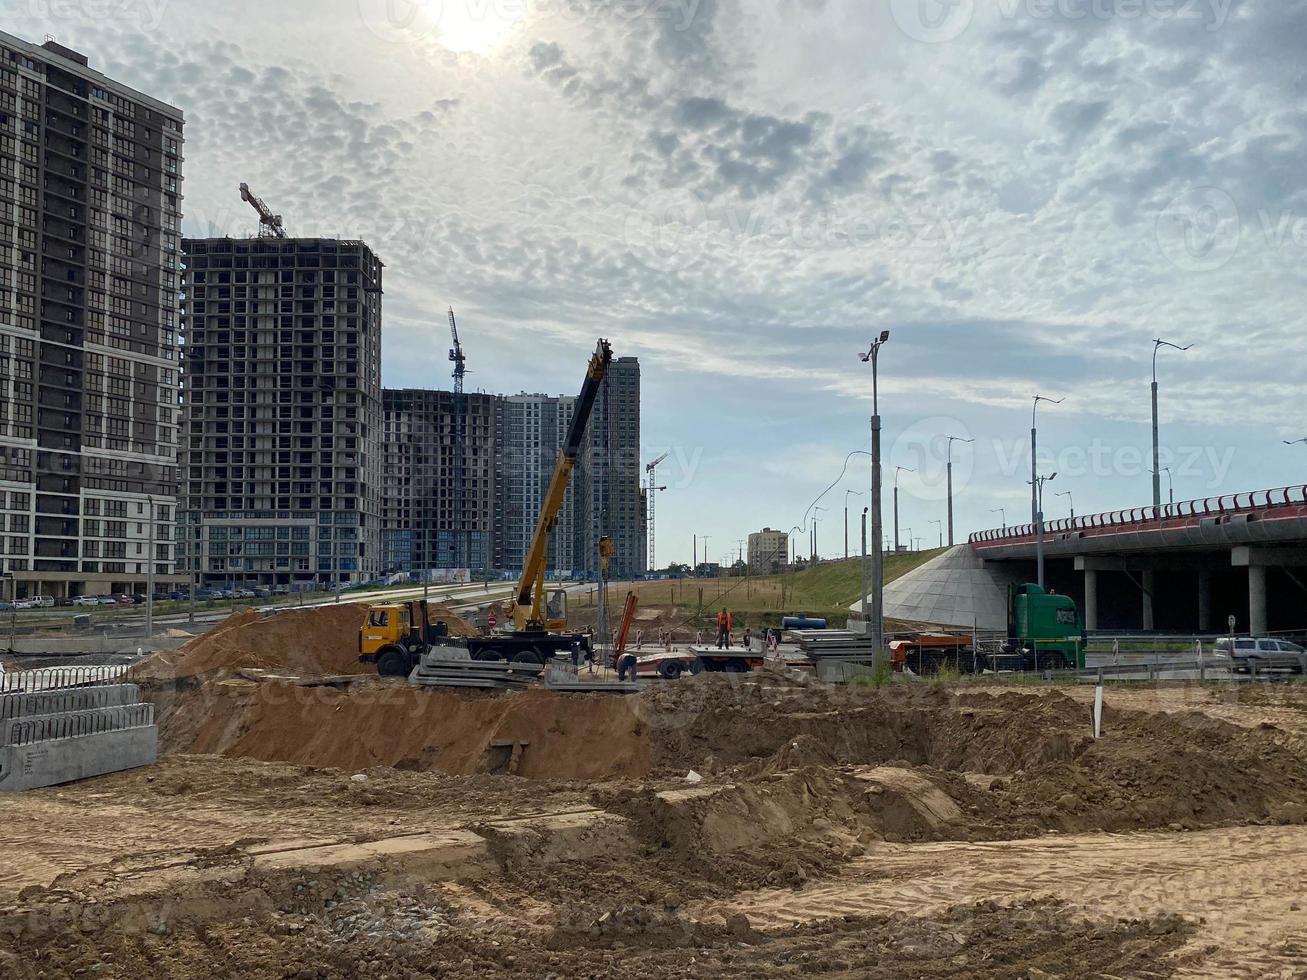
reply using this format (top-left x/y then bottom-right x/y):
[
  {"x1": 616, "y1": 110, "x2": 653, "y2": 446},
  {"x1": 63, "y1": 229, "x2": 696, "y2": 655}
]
[{"x1": 635, "y1": 646, "x2": 764, "y2": 680}]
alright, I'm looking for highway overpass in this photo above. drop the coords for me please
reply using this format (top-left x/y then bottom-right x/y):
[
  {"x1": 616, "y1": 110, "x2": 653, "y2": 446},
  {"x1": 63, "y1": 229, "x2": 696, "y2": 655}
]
[{"x1": 970, "y1": 486, "x2": 1307, "y2": 636}]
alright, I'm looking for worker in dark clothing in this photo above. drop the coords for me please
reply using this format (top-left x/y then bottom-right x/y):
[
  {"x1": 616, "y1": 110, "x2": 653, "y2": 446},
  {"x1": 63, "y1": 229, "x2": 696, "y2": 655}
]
[
  {"x1": 618, "y1": 651, "x2": 639, "y2": 682},
  {"x1": 716, "y1": 608, "x2": 732, "y2": 649}
]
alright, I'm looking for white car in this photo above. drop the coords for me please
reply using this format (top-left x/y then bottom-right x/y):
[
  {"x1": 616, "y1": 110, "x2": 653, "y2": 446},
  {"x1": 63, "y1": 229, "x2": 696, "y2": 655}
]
[
  {"x1": 1214, "y1": 637, "x2": 1307, "y2": 674},
  {"x1": 73, "y1": 596, "x2": 101, "y2": 607}
]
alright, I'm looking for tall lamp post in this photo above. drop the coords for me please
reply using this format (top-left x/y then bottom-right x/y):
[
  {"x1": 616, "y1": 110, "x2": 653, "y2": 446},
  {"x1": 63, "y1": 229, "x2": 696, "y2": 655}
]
[
  {"x1": 860, "y1": 506, "x2": 869, "y2": 621},
  {"x1": 860, "y1": 330, "x2": 891, "y2": 662},
  {"x1": 944, "y1": 435, "x2": 974, "y2": 548},
  {"x1": 902, "y1": 528, "x2": 913, "y2": 553},
  {"x1": 893, "y1": 465, "x2": 913, "y2": 553},
  {"x1": 1161, "y1": 468, "x2": 1174, "y2": 506},
  {"x1": 990, "y1": 507, "x2": 1007, "y2": 532},
  {"x1": 844, "y1": 490, "x2": 862, "y2": 560},
  {"x1": 811, "y1": 506, "x2": 828, "y2": 562},
  {"x1": 1056, "y1": 489, "x2": 1075, "y2": 520},
  {"x1": 145, "y1": 495, "x2": 155, "y2": 639},
  {"x1": 1152, "y1": 339, "x2": 1193, "y2": 512},
  {"x1": 930, "y1": 518, "x2": 944, "y2": 550},
  {"x1": 1030, "y1": 472, "x2": 1058, "y2": 588},
  {"x1": 1031, "y1": 394, "x2": 1064, "y2": 527}
]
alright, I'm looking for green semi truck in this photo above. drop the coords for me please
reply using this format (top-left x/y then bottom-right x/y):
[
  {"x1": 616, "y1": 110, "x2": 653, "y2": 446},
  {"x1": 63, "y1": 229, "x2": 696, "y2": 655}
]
[{"x1": 1003, "y1": 583, "x2": 1086, "y2": 671}]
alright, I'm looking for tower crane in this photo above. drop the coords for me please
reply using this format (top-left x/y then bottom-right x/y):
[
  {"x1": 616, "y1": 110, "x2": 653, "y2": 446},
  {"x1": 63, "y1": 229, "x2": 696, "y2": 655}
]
[
  {"x1": 238, "y1": 182, "x2": 288, "y2": 239},
  {"x1": 448, "y1": 308, "x2": 468, "y2": 572},
  {"x1": 645, "y1": 452, "x2": 669, "y2": 572}
]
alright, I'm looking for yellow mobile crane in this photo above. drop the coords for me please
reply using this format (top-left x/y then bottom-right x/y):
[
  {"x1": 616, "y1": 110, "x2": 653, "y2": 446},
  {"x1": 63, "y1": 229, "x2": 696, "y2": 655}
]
[{"x1": 359, "y1": 339, "x2": 613, "y2": 675}]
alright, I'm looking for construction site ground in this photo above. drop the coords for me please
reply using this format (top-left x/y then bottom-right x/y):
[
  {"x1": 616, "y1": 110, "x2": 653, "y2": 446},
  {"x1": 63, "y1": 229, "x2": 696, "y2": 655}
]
[{"x1": 3, "y1": 610, "x2": 1307, "y2": 978}]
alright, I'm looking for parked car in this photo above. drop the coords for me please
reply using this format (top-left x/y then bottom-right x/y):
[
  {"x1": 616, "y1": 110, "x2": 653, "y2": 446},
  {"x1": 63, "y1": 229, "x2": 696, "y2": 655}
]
[
  {"x1": 1214, "y1": 637, "x2": 1307, "y2": 673},
  {"x1": 273, "y1": 585, "x2": 290, "y2": 595},
  {"x1": 195, "y1": 589, "x2": 218, "y2": 601},
  {"x1": 97, "y1": 596, "x2": 118, "y2": 606},
  {"x1": 168, "y1": 590, "x2": 188, "y2": 601},
  {"x1": 114, "y1": 595, "x2": 134, "y2": 607},
  {"x1": 253, "y1": 587, "x2": 272, "y2": 599},
  {"x1": 19, "y1": 596, "x2": 55, "y2": 609},
  {"x1": 12, "y1": 598, "x2": 36, "y2": 609},
  {"x1": 0, "y1": 601, "x2": 13, "y2": 612},
  {"x1": 73, "y1": 596, "x2": 101, "y2": 607},
  {"x1": 131, "y1": 594, "x2": 148, "y2": 605},
  {"x1": 54, "y1": 597, "x2": 74, "y2": 607}
]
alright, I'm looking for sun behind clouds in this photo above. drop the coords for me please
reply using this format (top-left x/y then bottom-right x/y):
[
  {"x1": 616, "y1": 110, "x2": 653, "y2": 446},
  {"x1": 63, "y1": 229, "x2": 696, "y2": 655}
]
[{"x1": 423, "y1": 0, "x2": 526, "y2": 55}]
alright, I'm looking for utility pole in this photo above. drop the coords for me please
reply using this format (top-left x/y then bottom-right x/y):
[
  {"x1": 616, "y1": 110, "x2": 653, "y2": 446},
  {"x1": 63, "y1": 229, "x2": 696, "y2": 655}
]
[
  {"x1": 990, "y1": 507, "x2": 1007, "y2": 533},
  {"x1": 861, "y1": 332, "x2": 890, "y2": 666},
  {"x1": 945, "y1": 435, "x2": 974, "y2": 548},
  {"x1": 145, "y1": 495, "x2": 155, "y2": 639},
  {"x1": 931, "y1": 518, "x2": 943, "y2": 550},
  {"x1": 1152, "y1": 339, "x2": 1193, "y2": 514}
]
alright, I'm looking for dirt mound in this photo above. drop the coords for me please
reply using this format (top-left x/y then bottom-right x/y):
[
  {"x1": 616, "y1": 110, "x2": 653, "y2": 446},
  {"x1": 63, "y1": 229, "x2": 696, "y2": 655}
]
[
  {"x1": 145, "y1": 681, "x2": 649, "y2": 781},
  {"x1": 131, "y1": 602, "x2": 474, "y2": 681}
]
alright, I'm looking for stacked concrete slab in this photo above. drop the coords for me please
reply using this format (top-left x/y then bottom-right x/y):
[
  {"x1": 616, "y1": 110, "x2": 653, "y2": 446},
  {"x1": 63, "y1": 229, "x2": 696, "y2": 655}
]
[
  {"x1": 853, "y1": 545, "x2": 1025, "y2": 630},
  {"x1": 0, "y1": 670, "x2": 158, "y2": 792}
]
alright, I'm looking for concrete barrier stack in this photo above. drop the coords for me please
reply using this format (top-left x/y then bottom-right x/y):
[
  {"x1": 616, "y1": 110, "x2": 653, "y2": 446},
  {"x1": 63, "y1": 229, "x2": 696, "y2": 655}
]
[{"x1": 0, "y1": 668, "x2": 158, "y2": 792}]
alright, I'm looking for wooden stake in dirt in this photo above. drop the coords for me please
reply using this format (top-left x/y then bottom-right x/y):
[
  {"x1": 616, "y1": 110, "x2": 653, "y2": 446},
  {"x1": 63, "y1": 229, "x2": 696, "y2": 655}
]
[{"x1": 1092, "y1": 685, "x2": 1104, "y2": 739}]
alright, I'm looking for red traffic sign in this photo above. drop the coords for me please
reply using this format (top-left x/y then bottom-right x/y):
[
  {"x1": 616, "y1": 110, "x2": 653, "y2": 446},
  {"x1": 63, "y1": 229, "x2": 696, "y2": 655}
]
[{"x1": 487, "y1": 614, "x2": 498, "y2": 629}]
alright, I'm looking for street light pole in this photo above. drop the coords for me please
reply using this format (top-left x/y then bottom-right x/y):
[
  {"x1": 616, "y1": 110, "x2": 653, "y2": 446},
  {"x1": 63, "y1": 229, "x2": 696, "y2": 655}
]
[
  {"x1": 1056, "y1": 489, "x2": 1075, "y2": 520},
  {"x1": 1030, "y1": 472, "x2": 1058, "y2": 588},
  {"x1": 893, "y1": 465, "x2": 913, "y2": 553},
  {"x1": 945, "y1": 436, "x2": 974, "y2": 548},
  {"x1": 1031, "y1": 395, "x2": 1064, "y2": 529},
  {"x1": 931, "y1": 518, "x2": 943, "y2": 550},
  {"x1": 860, "y1": 507, "x2": 869, "y2": 622},
  {"x1": 844, "y1": 490, "x2": 862, "y2": 561},
  {"x1": 1152, "y1": 339, "x2": 1193, "y2": 513},
  {"x1": 990, "y1": 507, "x2": 1007, "y2": 533},
  {"x1": 860, "y1": 331, "x2": 891, "y2": 663}
]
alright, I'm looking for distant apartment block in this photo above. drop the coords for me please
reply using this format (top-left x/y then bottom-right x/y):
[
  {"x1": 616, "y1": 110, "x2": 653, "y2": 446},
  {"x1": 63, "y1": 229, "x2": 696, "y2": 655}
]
[
  {"x1": 381, "y1": 387, "x2": 496, "y2": 574},
  {"x1": 748, "y1": 528, "x2": 789, "y2": 572},
  {"x1": 178, "y1": 237, "x2": 384, "y2": 589},
  {"x1": 0, "y1": 32, "x2": 185, "y2": 599}
]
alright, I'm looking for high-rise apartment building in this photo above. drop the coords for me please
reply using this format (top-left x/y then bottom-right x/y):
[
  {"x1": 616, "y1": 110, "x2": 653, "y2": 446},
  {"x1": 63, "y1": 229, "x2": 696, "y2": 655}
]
[
  {"x1": 0, "y1": 33, "x2": 185, "y2": 599},
  {"x1": 381, "y1": 387, "x2": 496, "y2": 575},
  {"x1": 178, "y1": 237, "x2": 383, "y2": 589},
  {"x1": 580, "y1": 355, "x2": 644, "y2": 580}
]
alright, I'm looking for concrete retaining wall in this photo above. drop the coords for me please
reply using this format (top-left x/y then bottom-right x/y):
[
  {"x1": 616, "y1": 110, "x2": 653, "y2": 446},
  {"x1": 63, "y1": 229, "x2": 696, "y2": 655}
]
[
  {"x1": 0, "y1": 726, "x2": 158, "y2": 793},
  {"x1": 0, "y1": 683, "x2": 143, "y2": 721}
]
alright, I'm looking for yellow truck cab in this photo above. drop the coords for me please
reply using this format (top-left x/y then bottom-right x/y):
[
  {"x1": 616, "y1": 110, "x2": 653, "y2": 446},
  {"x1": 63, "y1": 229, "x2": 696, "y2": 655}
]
[{"x1": 358, "y1": 599, "x2": 449, "y2": 677}]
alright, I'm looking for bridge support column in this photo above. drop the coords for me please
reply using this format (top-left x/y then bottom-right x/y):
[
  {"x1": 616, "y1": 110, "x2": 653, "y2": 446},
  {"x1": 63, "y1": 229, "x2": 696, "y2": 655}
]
[
  {"x1": 1083, "y1": 568, "x2": 1099, "y2": 632},
  {"x1": 1249, "y1": 566, "x2": 1268, "y2": 637},
  {"x1": 1197, "y1": 570, "x2": 1213, "y2": 633},
  {"x1": 1141, "y1": 570, "x2": 1156, "y2": 632}
]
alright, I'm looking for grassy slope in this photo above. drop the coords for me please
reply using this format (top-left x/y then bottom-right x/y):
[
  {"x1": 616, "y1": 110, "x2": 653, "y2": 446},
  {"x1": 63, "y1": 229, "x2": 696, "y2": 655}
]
[{"x1": 586, "y1": 549, "x2": 946, "y2": 629}]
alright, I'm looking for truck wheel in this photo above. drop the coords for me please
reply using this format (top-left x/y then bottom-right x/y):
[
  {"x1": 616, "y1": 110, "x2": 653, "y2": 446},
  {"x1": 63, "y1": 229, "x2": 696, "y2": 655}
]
[
  {"x1": 689, "y1": 659, "x2": 705, "y2": 675},
  {"x1": 512, "y1": 650, "x2": 544, "y2": 666},
  {"x1": 659, "y1": 661, "x2": 683, "y2": 680},
  {"x1": 376, "y1": 646, "x2": 412, "y2": 678}
]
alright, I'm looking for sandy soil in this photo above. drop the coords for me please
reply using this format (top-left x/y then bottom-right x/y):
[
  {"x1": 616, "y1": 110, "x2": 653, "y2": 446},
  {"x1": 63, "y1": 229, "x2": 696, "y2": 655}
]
[{"x1": 3, "y1": 670, "x2": 1306, "y2": 977}]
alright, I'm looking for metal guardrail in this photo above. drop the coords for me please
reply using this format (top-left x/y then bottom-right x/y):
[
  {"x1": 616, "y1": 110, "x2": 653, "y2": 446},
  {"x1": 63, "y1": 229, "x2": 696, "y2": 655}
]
[
  {"x1": 7, "y1": 703, "x2": 153, "y2": 746},
  {"x1": 971, "y1": 484, "x2": 1307, "y2": 544}
]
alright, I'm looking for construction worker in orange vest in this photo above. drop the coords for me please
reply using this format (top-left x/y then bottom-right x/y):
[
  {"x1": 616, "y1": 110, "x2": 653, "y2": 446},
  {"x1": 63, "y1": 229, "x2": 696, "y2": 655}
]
[{"x1": 716, "y1": 607, "x2": 732, "y2": 649}]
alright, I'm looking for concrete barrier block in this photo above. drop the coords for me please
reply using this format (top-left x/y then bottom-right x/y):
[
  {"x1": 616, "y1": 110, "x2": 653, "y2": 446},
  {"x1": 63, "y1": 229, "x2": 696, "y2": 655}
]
[
  {"x1": 1, "y1": 703, "x2": 155, "y2": 747},
  {"x1": 0, "y1": 725, "x2": 158, "y2": 792},
  {"x1": 0, "y1": 683, "x2": 143, "y2": 721}
]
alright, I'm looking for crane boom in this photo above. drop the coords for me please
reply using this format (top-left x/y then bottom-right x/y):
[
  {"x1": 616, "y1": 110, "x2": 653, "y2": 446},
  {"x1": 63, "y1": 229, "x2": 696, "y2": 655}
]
[
  {"x1": 513, "y1": 339, "x2": 613, "y2": 629},
  {"x1": 448, "y1": 307, "x2": 466, "y2": 392},
  {"x1": 448, "y1": 308, "x2": 467, "y2": 570},
  {"x1": 239, "y1": 182, "x2": 288, "y2": 239}
]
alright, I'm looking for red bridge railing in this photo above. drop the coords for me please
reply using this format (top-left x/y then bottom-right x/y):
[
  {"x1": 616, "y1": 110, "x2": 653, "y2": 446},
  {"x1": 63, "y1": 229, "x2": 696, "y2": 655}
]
[{"x1": 969, "y1": 485, "x2": 1307, "y2": 545}]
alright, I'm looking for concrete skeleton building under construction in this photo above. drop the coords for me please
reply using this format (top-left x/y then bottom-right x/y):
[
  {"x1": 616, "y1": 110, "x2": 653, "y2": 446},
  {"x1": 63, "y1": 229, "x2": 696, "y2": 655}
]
[{"x1": 381, "y1": 355, "x2": 647, "y2": 582}]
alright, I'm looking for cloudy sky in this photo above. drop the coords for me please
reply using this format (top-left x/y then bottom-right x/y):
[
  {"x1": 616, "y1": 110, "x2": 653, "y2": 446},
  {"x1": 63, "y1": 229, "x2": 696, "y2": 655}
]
[{"x1": 12, "y1": 0, "x2": 1306, "y2": 565}]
